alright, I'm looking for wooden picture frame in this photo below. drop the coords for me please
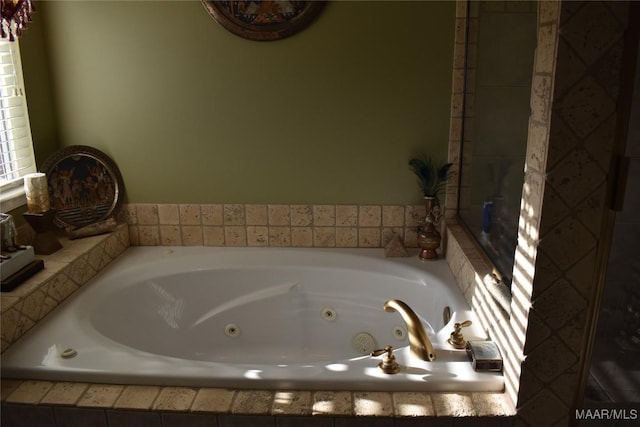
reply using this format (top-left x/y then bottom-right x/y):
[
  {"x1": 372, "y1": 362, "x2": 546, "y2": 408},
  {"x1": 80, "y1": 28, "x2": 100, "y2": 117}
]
[{"x1": 201, "y1": 1, "x2": 326, "y2": 41}]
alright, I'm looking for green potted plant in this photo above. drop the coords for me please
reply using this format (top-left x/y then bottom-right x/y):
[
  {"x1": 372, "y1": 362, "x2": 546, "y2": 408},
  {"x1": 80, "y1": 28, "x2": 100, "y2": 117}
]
[{"x1": 408, "y1": 154, "x2": 454, "y2": 260}]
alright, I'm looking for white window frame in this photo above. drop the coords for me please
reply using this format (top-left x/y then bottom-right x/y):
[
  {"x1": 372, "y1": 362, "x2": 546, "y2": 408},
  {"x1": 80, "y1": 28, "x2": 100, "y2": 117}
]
[{"x1": 0, "y1": 39, "x2": 37, "y2": 212}]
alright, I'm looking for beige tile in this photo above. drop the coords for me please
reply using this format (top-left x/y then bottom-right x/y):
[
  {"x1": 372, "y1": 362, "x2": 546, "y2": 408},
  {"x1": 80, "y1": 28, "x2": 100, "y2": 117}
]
[
  {"x1": 530, "y1": 75, "x2": 553, "y2": 126},
  {"x1": 202, "y1": 204, "x2": 224, "y2": 225},
  {"x1": 1, "y1": 295, "x2": 20, "y2": 311},
  {"x1": 272, "y1": 390, "x2": 312, "y2": 415},
  {"x1": 77, "y1": 384, "x2": 124, "y2": 408},
  {"x1": 1, "y1": 308, "x2": 19, "y2": 343},
  {"x1": 128, "y1": 225, "x2": 140, "y2": 245},
  {"x1": 382, "y1": 205, "x2": 405, "y2": 227},
  {"x1": 291, "y1": 227, "x2": 313, "y2": 247},
  {"x1": 246, "y1": 204, "x2": 268, "y2": 225},
  {"x1": 125, "y1": 204, "x2": 138, "y2": 225},
  {"x1": 269, "y1": 226, "x2": 291, "y2": 247},
  {"x1": 12, "y1": 314, "x2": 35, "y2": 342},
  {"x1": 86, "y1": 244, "x2": 111, "y2": 272},
  {"x1": 312, "y1": 391, "x2": 352, "y2": 416},
  {"x1": 224, "y1": 226, "x2": 246, "y2": 246},
  {"x1": 405, "y1": 205, "x2": 426, "y2": 227},
  {"x1": 359, "y1": 205, "x2": 381, "y2": 227},
  {"x1": 158, "y1": 204, "x2": 180, "y2": 225},
  {"x1": 290, "y1": 205, "x2": 312, "y2": 226},
  {"x1": 204, "y1": 226, "x2": 225, "y2": 246},
  {"x1": 138, "y1": 225, "x2": 160, "y2": 245},
  {"x1": 313, "y1": 227, "x2": 335, "y2": 247},
  {"x1": 392, "y1": 392, "x2": 434, "y2": 417},
  {"x1": 136, "y1": 204, "x2": 159, "y2": 225},
  {"x1": 313, "y1": 205, "x2": 335, "y2": 226},
  {"x1": 471, "y1": 392, "x2": 515, "y2": 416},
  {"x1": 535, "y1": 23, "x2": 557, "y2": 75},
  {"x1": 66, "y1": 256, "x2": 98, "y2": 286},
  {"x1": 191, "y1": 388, "x2": 234, "y2": 413},
  {"x1": 179, "y1": 204, "x2": 201, "y2": 225},
  {"x1": 450, "y1": 92, "x2": 464, "y2": 118},
  {"x1": 335, "y1": 227, "x2": 358, "y2": 247},
  {"x1": 452, "y1": 39, "x2": 466, "y2": 69},
  {"x1": 358, "y1": 228, "x2": 381, "y2": 247},
  {"x1": 516, "y1": 389, "x2": 568, "y2": 427},
  {"x1": 114, "y1": 385, "x2": 160, "y2": 410},
  {"x1": 353, "y1": 391, "x2": 393, "y2": 416},
  {"x1": 232, "y1": 390, "x2": 273, "y2": 415},
  {"x1": 524, "y1": 335, "x2": 577, "y2": 383},
  {"x1": 336, "y1": 205, "x2": 357, "y2": 226},
  {"x1": 181, "y1": 226, "x2": 204, "y2": 245},
  {"x1": 39, "y1": 296, "x2": 59, "y2": 320},
  {"x1": 268, "y1": 205, "x2": 290, "y2": 226},
  {"x1": 224, "y1": 204, "x2": 246, "y2": 225},
  {"x1": 41, "y1": 382, "x2": 89, "y2": 405},
  {"x1": 160, "y1": 225, "x2": 182, "y2": 245},
  {"x1": 539, "y1": 0, "x2": 560, "y2": 24},
  {"x1": 46, "y1": 272, "x2": 78, "y2": 302},
  {"x1": 0, "y1": 379, "x2": 22, "y2": 401},
  {"x1": 247, "y1": 226, "x2": 269, "y2": 246},
  {"x1": 5, "y1": 380, "x2": 54, "y2": 404},
  {"x1": 21, "y1": 289, "x2": 46, "y2": 322},
  {"x1": 431, "y1": 392, "x2": 476, "y2": 416},
  {"x1": 449, "y1": 117, "x2": 463, "y2": 144},
  {"x1": 153, "y1": 387, "x2": 197, "y2": 411}
]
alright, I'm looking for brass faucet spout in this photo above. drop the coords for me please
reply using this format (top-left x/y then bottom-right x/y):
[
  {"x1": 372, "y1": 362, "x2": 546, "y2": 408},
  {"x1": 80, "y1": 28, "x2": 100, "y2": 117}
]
[{"x1": 384, "y1": 299, "x2": 436, "y2": 361}]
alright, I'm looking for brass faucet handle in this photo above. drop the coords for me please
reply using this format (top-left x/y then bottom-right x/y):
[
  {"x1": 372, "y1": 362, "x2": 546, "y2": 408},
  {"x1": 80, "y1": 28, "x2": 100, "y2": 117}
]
[
  {"x1": 371, "y1": 346, "x2": 400, "y2": 374},
  {"x1": 448, "y1": 320, "x2": 472, "y2": 349},
  {"x1": 454, "y1": 320, "x2": 472, "y2": 332},
  {"x1": 371, "y1": 345, "x2": 394, "y2": 358}
]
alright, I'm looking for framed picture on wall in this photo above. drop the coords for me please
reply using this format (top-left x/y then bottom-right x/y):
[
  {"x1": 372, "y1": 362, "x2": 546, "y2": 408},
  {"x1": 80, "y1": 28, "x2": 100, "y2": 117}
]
[
  {"x1": 41, "y1": 145, "x2": 125, "y2": 229},
  {"x1": 201, "y1": 1, "x2": 326, "y2": 41}
]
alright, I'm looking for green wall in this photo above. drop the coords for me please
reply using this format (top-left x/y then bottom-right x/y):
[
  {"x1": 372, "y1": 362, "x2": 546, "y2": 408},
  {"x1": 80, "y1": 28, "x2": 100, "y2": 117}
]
[{"x1": 22, "y1": 0, "x2": 455, "y2": 205}]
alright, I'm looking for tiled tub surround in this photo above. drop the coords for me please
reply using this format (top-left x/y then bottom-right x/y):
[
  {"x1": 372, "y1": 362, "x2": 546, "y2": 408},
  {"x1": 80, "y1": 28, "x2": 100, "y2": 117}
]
[
  {"x1": 125, "y1": 203, "x2": 428, "y2": 249},
  {"x1": 1, "y1": 222, "x2": 515, "y2": 426}
]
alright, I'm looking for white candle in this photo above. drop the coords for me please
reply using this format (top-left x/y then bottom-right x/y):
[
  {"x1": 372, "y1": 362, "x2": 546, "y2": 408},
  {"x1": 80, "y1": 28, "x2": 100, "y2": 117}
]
[{"x1": 24, "y1": 172, "x2": 50, "y2": 213}]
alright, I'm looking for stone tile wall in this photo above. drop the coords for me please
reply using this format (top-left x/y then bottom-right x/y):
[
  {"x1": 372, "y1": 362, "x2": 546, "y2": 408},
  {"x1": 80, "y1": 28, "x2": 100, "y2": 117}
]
[
  {"x1": 446, "y1": 1, "x2": 632, "y2": 426},
  {"x1": 124, "y1": 203, "x2": 427, "y2": 249}
]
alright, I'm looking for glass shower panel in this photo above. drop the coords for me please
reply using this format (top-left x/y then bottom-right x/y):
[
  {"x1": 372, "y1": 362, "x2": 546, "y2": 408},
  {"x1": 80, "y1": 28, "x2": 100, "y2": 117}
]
[
  {"x1": 585, "y1": 45, "x2": 640, "y2": 406},
  {"x1": 458, "y1": 1, "x2": 537, "y2": 285}
]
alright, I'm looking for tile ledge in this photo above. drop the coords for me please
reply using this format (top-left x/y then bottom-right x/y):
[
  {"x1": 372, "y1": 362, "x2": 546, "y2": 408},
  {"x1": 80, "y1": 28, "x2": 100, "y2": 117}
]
[
  {"x1": 1, "y1": 225, "x2": 129, "y2": 353},
  {"x1": 1, "y1": 380, "x2": 516, "y2": 418},
  {"x1": 1, "y1": 226, "x2": 126, "y2": 311}
]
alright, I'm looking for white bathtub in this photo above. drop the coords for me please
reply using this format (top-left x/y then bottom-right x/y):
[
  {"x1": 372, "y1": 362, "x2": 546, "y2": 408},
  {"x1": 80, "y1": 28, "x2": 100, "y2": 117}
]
[{"x1": 1, "y1": 247, "x2": 504, "y2": 392}]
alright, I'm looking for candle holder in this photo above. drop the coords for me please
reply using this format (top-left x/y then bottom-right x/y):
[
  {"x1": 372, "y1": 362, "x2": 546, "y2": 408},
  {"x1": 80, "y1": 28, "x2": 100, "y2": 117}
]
[{"x1": 22, "y1": 210, "x2": 62, "y2": 255}]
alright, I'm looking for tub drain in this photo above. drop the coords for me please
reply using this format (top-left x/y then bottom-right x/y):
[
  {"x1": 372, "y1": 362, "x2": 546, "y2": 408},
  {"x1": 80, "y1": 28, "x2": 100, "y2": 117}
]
[{"x1": 353, "y1": 332, "x2": 376, "y2": 355}]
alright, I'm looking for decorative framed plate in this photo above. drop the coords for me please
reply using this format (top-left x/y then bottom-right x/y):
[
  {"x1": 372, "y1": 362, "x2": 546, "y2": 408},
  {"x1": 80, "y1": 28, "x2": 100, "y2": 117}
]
[
  {"x1": 201, "y1": 0, "x2": 326, "y2": 41},
  {"x1": 40, "y1": 145, "x2": 125, "y2": 229}
]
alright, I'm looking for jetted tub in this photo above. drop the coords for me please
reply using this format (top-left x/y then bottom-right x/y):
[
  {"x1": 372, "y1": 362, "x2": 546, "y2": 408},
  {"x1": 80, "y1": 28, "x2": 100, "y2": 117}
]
[{"x1": 1, "y1": 247, "x2": 504, "y2": 391}]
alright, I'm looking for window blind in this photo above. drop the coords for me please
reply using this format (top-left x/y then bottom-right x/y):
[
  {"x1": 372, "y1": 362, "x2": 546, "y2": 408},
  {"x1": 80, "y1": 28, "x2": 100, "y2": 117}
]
[{"x1": 0, "y1": 39, "x2": 35, "y2": 188}]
